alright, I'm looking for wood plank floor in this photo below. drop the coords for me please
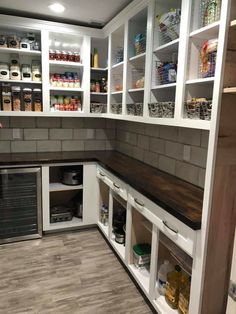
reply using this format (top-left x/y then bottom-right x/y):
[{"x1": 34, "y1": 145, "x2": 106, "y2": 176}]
[{"x1": 0, "y1": 229, "x2": 153, "y2": 314}]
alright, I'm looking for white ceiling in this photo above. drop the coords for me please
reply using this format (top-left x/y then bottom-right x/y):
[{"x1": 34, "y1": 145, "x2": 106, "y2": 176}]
[{"x1": 0, "y1": 0, "x2": 133, "y2": 27}]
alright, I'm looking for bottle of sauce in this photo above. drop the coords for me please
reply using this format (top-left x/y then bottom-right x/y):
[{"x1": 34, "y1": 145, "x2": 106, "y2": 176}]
[
  {"x1": 93, "y1": 48, "x2": 99, "y2": 68},
  {"x1": 165, "y1": 265, "x2": 182, "y2": 309},
  {"x1": 178, "y1": 274, "x2": 191, "y2": 314}
]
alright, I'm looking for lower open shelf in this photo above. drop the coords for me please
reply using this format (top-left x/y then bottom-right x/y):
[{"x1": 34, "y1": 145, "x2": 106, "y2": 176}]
[
  {"x1": 154, "y1": 295, "x2": 179, "y2": 314},
  {"x1": 46, "y1": 217, "x2": 83, "y2": 230},
  {"x1": 97, "y1": 221, "x2": 109, "y2": 238},
  {"x1": 128, "y1": 264, "x2": 150, "y2": 294},
  {"x1": 110, "y1": 232, "x2": 126, "y2": 260}
]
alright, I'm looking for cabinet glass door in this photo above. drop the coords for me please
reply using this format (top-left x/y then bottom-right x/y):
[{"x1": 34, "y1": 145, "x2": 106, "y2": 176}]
[{"x1": 0, "y1": 168, "x2": 41, "y2": 243}]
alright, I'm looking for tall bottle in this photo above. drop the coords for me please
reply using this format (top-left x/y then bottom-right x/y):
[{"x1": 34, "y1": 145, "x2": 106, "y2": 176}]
[
  {"x1": 93, "y1": 48, "x2": 99, "y2": 68},
  {"x1": 165, "y1": 265, "x2": 182, "y2": 309},
  {"x1": 178, "y1": 273, "x2": 191, "y2": 314},
  {"x1": 157, "y1": 260, "x2": 174, "y2": 296}
]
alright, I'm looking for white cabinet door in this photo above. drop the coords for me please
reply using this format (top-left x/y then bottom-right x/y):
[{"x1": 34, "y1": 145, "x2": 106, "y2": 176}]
[{"x1": 226, "y1": 228, "x2": 236, "y2": 314}]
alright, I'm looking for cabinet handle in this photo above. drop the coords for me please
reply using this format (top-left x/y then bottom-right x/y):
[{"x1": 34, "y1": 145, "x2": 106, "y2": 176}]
[
  {"x1": 163, "y1": 220, "x2": 178, "y2": 234},
  {"x1": 113, "y1": 183, "x2": 120, "y2": 189},
  {"x1": 99, "y1": 172, "x2": 105, "y2": 177},
  {"x1": 134, "y1": 198, "x2": 144, "y2": 207}
]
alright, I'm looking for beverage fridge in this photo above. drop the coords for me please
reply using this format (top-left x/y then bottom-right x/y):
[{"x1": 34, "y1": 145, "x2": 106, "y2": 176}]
[{"x1": 0, "y1": 167, "x2": 42, "y2": 244}]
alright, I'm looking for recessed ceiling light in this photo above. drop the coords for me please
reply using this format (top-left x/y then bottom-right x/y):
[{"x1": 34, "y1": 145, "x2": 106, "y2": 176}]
[{"x1": 48, "y1": 3, "x2": 65, "y2": 13}]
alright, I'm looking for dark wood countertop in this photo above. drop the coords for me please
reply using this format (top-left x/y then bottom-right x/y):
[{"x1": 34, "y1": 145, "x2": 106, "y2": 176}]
[{"x1": 0, "y1": 151, "x2": 203, "y2": 230}]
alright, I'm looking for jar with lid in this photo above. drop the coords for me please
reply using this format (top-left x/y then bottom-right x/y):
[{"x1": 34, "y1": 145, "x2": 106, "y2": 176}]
[
  {"x1": 8, "y1": 35, "x2": 20, "y2": 49},
  {"x1": 21, "y1": 64, "x2": 32, "y2": 81},
  {"x1": 33, "y1": 88, "x2": 42, "y2": 112},
  {"x1": 68, "y1": 52, "x2": 75, "y2": 62},
  {"x1": 95, "y1": 81, "x2": 100, "y2": 93},
  {"x1": 12, "y1": 86, "x2": 21, "y2": 111},
  {"x1": 32, "y1": 61, "x2": 41, "y2": 82},
  {"x1": 0, "y1": 35, "x2": 7, "y2": 48},
  {"x1": 2, "y1": 83, "x2": 12, "y2": 111},
  {"x1": 10, "y1": 64, "x2": 20, "y2": 80},
  {"x1": 55, "y1": 50, "x2": 61, "y2": 60},
  {"x1": 100, "y1": 77, "x2": 107, "y2": 93},
  {"x1": 61, "y1": 51, "x2": 68, "y2": 62},
  {"x1": 0, "y1": 63, "x2": 9, "y2": 80},
  {"x1": 23, "y1": 88, "x2": 32, "y2": 111},
  {"x1": 20, "y1": 38, "x2": 30, "y2": 50},
  {"x1": 49, "y1": 49, "x2": 55, "y2": 60},
  {"x1": 31, "y1": 41, "x2": 40, "y2": 51},
  {"x1": 74, "y1": 52, "x2": 80, "y2": 63}
]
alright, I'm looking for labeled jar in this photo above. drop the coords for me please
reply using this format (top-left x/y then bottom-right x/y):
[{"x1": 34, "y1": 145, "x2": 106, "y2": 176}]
[
  {"x1": 33, "y1": 88, "x2": 42, "y2": 112},
  {"x1": 61, "y1": 51, "x2": 68, "y2": 61},
  {"x1": 0, "y1": 35, "x2": 7, "y2": 48},
  {"x1": 21, "y1": 64, "x2": 32, "y2": 81},
  {"x1": 2, "y1": 84, "x2": 12, "y2": 111},
  {"x1": 10, "y1": 64, "x2": 20, "y2": 80},
  {"x1": 32, "y1": 61, "x2": 41, "y2": 81},
  {"x1": 0, "y1": 63, "x2": 9, "y2": 80},
  {"x1": 12, "y1": 86, "x2": 21, "y2": 111},
  {"x1": 23, "y1": 88, "x2": 32, "y2": 111},
  {"x1": 20, "y1": 38, "x2": 30, "y2": 50},
  {"x1": 55, "y1": 50, "x2": 61, "y2": 60},
  {"x1": 8, "y1": 35, "x2": 20, "y2": 49},
  {"x1": 32, "y1": 41, "x2": 40, "y2": 51},
  {"x1": 68, "y1": 51, "x2": 75, "y2": 62}
]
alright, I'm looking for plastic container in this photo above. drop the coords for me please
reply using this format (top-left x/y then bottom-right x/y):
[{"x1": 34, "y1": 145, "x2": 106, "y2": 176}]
[
  {"x1": 133, "y1": 243, "x2": 151, "y2": 269},
  {"x1": 21, "y1": 64, "x2": 32, "y2": 81},
  {"x1": 33, "y1": 88, "x2": 42, "y2": 112},
  {"x1": 2, "y1": 84, "x2": 12, "y2": 111},
  {"x1": 10, "y1": 64, "x2": 20, "y2": 80},
  {"x1": 32, "y1": 61, "x2": 41, "y2": 82},
  {"x1": 157, "y1": 260, "x2": 174, "y2": 296},
  {"x1": 178, "y1": 274, "x2": 191, "y2": 314},
  {"x1": 0, "y1": 63, "x2": 9, "y2": 80},
  {"x1": 23, "y1": 88, "x2": 32, "y2": 111},
  {"x1": 12, "y1": 86, "x2": 21, "y2": 111}
]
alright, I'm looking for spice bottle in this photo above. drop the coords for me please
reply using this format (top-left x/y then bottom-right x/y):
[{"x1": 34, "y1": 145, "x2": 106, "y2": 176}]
[
  {"x1": 33, "y1": 88, "x2": 42, "y2": 112},
  {"x1": 2, "y1": 84, "x2": 12, "y2": 111},
  {"x1": 23, "y1": 88, "x2": 32, "y2": 111},
  {"x1": 12, "y1": 86, "x2": 21, "y2": 111},
  {"x1": 165, "y1": 265, "x2": 182, "y2": 309}
]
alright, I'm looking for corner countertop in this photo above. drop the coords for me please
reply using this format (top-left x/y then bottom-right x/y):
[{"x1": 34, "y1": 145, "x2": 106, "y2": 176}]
[{"x1": 0, "y1": 151, "x2": 203, "y2": 230}]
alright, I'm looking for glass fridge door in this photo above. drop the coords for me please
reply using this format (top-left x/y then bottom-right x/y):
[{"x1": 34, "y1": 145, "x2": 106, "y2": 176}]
[{"x1": 0, "y1": 167, "x2": 42, "y2": 244}]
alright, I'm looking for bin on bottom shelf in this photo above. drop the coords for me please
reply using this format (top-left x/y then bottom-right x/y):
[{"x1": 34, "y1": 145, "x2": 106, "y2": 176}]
[{"x1": 133, "y1": 243, "x2": 151, "y2": 269}]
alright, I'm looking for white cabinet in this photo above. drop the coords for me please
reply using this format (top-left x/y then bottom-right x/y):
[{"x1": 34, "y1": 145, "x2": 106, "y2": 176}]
[
  {"x1": 96, "y1": 165, "x2": 197, "y2": 314},
  {"x1": 42, "y1": 162, "x2": 98, "y2": 231}
]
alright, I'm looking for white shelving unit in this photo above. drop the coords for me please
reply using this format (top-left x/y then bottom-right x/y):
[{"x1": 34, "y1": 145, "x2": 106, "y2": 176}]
[
  {"x1": 0, "y1": 47, "x2": 41, "y2": 55},
  {"x1": 49, "y1": 182, "x2": 83, "y2": 192}
]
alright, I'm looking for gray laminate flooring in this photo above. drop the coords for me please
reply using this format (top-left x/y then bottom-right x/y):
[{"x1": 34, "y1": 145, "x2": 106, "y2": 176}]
[{"x1": 0, "y1": 229, "x2": 153, "y2": 314}]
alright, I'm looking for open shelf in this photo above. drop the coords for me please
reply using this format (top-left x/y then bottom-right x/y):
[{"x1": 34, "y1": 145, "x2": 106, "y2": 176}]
[
  {"x1": 49, "y1": 182, "x2": 83, "y2": 192},
  {"x1": 49, "y1": 217, "x2": 83, "y2": 230},
  {"x1": 49, "y1": 87, "x2": 83, "y2": 92},
  {"x1": 111, "y1": 90, "x2": 123, "y2": 95},
  {"x1": 129, "y1": 52, "x2": 146, "y2": 62},
  {"x1": 112, "y1": 61, "x2": 124, "y2": 69},
  {"x1": 152, "y1": 83, "x2": 176, "y2": 90},
  {"x1": 98, "y1": 221, "x2": 109, "y2": 238},
  {"x1": 186, "y1": 77, "x2": 215, "y2": 85},
  {"x1": 111, "y1": 233, "x2": 126, "y2": 260},
  {"x1": 223, "y1": 87, "x2": 236, "y2": 94},
  {"x1": 91, "y1": 67, "x2": 108, "y2": 71},
  {"x1": 0, "y1": 79, "x2": 42, "y2": 84},
  {"x1": 190, "y1": 21, "x2": 220, "y2": 39},
  {"x1": 128, "y1": 88, "x2": 144, "y2": 93},
  {"x1": 230, "y1": 20, "x2": 236, "y2": 27},
  {"x1": 154, "y1": 39, "x2": 179, "y2": 54},
  {"x1": 154, "y1": 296, "x2": 179, "y2": 314},
  {"x1": 91, "y1": 92, "x2": 107, "y2": 96},
  {"x1": 0, "y1": 47, "x2": 41, "y2": 56},
  {"x1": 49, "y1": 60, "x2": 83, "y2": 67},
  {"x1": 128, "y1": 264, "x2": 150, "y2": 294}
]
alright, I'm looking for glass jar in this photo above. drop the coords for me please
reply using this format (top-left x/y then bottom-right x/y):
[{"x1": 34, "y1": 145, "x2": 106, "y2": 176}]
[
  {"x1": 100, "y1": 77, "x2": 107, "y2": 93},
  {"x1": 49, "y1": 49, "x2": 55, "y2": 60},
  {"x1": 20, "y1": 38, "x2": 30, "y2": 50},
  {"x1": 68, "y1": 51, "x2": 75, "y2": 62},
  {"x1": 12, "y1": 86, "x2": 21, "y2": 111},
  {"x1": 0, "y1": 35, "x2": 7, "y2": 48},
  {"x1": 23, "y1": 88, "x2": 32, "y2": 111},
  {"x1": 21, "y1": 64, "x2": 32, "y2": 81},
  {"x1": 32, "y1": 61, "x2": 41, "y2": 82},
  {"x1": 32, "y1": 41, "x2": 40, "y2": 51},
  {"x1": 8, "y1": 35, "x2": 20, "y2": 49},
  {"x1": 61, "y1": 51, "x2": 68, "y2": 61},
  {"x1": 33, "y1": 88, "x2": 42, "y2": 112},
  {"x1": 55, "y1": 50, "x2": 61, "y2": 60},
  {"x1": 2, "y1": 83, "x2": 12, "y2": 111},
  {"x1": 0, "y1": 63, "x2": 9, "y2": 80},
  {"x1": 74, "y1": 52, "x2": 80, "y2": 63},
  {"x1": 10, "y1": 64, "x2": 20, "y2": 80}
]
